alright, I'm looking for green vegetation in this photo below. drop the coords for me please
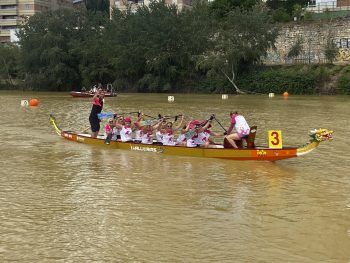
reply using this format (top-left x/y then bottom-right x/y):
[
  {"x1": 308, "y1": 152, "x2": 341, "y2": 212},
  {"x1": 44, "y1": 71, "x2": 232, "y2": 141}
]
[
  {"x1": 0, "y1": 0, "x2": 349, "y2": 95},
  {"x1": 237, "y1": 65, "x2": 350, "y2": 95},
  {"x1": 336, "y1": 66, "x2": 350, "y2": 94},
  {"x1": 2, "y1": 1, "x2": 278, "y2": 93}
]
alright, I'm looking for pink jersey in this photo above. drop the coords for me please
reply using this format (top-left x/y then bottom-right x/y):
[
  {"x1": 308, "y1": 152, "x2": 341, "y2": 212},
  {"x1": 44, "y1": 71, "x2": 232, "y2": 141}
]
[
  {"x1": 93, "y1": 97, "x2": 101, "y2": 106},
  {"x1": 104, "y1": 124, "x2": 112, "y2": 134}
]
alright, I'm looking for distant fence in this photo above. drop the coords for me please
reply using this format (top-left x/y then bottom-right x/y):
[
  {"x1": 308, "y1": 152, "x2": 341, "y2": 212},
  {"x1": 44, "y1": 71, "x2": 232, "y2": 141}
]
[
  {"x1": 264, "y1": 53, "x2": 329, "y2": 65},
  {"x1": 306, "y1": 0, "x2": 350, "y2": 13}
]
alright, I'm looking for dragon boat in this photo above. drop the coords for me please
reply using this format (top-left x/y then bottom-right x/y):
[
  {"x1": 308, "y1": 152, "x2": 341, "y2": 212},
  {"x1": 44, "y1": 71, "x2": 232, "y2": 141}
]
[{"x1": 49, "y1": 115, "x2": 333, "y2": 161}]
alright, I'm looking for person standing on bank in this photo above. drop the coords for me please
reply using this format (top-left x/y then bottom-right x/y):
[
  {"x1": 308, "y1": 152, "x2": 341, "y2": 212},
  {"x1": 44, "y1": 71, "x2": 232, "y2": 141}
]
[
  {"x1": 89, "y1": 88, "x2": 105, "y2": 138},
  {"x1": 225, "y1": 111, "x2": 250, "y2": 149}
]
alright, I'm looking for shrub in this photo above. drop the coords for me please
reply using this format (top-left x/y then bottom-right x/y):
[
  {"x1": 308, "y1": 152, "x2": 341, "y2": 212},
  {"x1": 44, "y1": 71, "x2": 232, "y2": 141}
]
[
  {"x1": 273, "y1": 8, "x2": 291, "y2": 22},
  {"x1": 336, "y1": 70, "x2": 350, "y2": 94}
]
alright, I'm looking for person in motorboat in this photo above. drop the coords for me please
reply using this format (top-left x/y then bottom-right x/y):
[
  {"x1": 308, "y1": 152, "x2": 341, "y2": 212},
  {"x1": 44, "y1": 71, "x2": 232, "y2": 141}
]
[
  {"x1": 89, "y1": 89, "x2": 105, "y2": 138},
  {"x1": 224, "y1": 111, "x2": 250, "y2": 149}
]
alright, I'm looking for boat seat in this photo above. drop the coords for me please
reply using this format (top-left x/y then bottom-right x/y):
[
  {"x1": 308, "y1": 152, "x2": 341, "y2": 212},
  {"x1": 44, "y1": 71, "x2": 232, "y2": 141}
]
[{"x1": 223, "y1": 126, "x2": 257, "y2": 149}]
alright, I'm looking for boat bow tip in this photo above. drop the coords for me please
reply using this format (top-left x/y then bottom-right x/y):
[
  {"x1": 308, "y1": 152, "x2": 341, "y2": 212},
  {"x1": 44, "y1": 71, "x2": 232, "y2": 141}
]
[
  {"x1": 49, "y1": 114, "x2": 62, "y2": 136},
  {"x1": 297, "y1": 128, "x2": 333, "y2": 156}
]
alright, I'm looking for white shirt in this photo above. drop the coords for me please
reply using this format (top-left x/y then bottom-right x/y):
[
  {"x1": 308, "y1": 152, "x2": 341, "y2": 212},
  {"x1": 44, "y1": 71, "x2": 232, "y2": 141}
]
[
  {"x1": 176, "y1": 134, "x2": 186, "y2": 144},
  {"x1": 141, "y1": 133, "x2": 152, "y2": 144},
  {"x1": 111, "y1": 127, "x2": 120, "y2": 141},
  {"x1": 135, "y1": 130, "x2": 142, "y2": 141},
  {"x1": 194, "y1": 132, "x2": 208, "y2": 145},
  {"x1": 156, "y1": 131, "x2": 163, "y2": 142},
  {"x1": 234, "y1": 115, "x2": 250, "y2": 136},
  {"x1": 162, "y1": 132, "x2": 175, "y2": 146},
  {"x1": 120, "y1": 126, "x2": 132, "y2": 142}
]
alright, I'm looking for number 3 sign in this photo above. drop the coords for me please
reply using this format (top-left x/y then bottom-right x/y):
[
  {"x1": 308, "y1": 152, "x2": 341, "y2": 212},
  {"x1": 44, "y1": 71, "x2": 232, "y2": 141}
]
[{"x1": 268, "y1": 130, "x2": 283, "y2": 149}]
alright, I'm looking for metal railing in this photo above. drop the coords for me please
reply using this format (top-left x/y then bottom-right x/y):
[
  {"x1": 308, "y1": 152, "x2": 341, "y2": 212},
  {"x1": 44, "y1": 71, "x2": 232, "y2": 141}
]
[{"x1": 306, "y1": 0, "x2": 350, "y2": 13}]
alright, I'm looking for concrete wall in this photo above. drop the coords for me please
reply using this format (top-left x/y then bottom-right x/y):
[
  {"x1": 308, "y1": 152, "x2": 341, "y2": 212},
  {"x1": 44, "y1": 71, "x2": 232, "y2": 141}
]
[{"x1": 264, "y1": 18, "x2": 350, "y2": 64}]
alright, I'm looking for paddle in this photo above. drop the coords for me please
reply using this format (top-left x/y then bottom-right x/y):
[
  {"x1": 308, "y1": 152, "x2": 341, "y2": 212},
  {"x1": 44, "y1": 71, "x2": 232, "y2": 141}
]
[
  {"x1": 213, "y1": 116, "x2": 228, "y2": 134},
  {"x1": 98, "y1": 111, "x2": 140, "y2": 119},
  {"x1": 82, "y1": 126, "x2": 91, "y2": 133},
  {"x1": 105, "y1": 133, "x2": 112, "y2": 144}
]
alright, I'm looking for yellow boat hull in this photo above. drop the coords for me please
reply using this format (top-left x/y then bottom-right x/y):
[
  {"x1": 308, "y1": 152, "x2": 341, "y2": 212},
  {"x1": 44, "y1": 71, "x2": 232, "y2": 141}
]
[{"x1": 60, "y1": 131, "x2": 298, "y2": 161}]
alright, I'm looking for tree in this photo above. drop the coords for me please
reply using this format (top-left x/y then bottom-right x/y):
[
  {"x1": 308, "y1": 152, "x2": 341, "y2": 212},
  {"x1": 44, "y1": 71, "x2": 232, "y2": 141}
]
[
  {"x1": 196, "y1": 4, "x2": 278, "y2": 93},
  {"x1": 17, "y1": 9, "x2": 112, "y2": 90},
  {"x1": 209, "y1": 0, "x2": 260, "y2": 18},
  {"x1": 85, "y1": 0, "x2": 109, "y2": 13},
  {"x1": 0, "y1": 44, "x2": 21, "y2": 89},
  {"x1": 287, "y1": 36, "x2": 303, "y2": 60},
  {"x1": 324, "y1": 37, "x2": 338, "y2": 64},
  {"x1": 292, "y1": 4, "x2": 302, "y2": 20}
]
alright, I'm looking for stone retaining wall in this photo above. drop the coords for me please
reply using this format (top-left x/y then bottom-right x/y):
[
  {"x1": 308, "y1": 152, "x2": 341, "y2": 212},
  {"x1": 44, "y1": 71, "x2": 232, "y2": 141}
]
[{"x1": 264, "y1": 18, "x2": 350, "y2": 64}]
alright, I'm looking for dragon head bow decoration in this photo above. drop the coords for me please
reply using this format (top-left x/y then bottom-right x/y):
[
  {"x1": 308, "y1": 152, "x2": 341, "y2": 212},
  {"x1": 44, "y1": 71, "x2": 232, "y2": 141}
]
[{"x1": 309, "y1": 128, "x2": 333, "y2": 142}]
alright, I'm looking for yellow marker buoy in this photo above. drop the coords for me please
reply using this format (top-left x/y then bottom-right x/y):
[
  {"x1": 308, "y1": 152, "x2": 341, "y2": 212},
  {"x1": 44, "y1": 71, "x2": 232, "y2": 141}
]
[
  {"x1": 29, "y1": 98, "x2": 39, "y2": 107},
  {"x1": 283, "y1": 91, "x2": 289, "y2": 97}
]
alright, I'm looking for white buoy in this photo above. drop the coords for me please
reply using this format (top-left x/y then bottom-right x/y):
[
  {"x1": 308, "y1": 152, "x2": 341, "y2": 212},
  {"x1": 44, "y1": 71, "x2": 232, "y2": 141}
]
[
  {"x1": 168, "y1": 96, "x2": 174, "y2": 102},
  {"x1": 21, "y1": 100, "x2": 29, "y2": 107},
  {"x1": 268, "y1": 93, "x2": 275, "y2": 98},
  {"x1": 222, "y1": 94, "x2": 228, "y2": 100}
]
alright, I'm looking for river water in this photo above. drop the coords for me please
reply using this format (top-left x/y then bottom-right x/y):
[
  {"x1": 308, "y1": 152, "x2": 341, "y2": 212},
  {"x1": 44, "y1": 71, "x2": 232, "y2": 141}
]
[{"x1": 0, "y1": 91, "x2": 349, "y2": 262}]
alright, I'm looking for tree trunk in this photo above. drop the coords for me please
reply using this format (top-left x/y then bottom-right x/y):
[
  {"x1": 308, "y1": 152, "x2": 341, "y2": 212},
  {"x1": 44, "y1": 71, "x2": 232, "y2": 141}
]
[{"x1": 220, "y1": 67, "x2": 245, "y2": 94}]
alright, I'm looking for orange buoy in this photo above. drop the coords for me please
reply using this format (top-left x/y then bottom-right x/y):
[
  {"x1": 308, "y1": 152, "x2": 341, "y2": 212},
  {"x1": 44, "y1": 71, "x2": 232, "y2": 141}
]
[
  {"x1": 29, "y1": 98, "x2": 39, "y2": 107},
  {"x1": 283, "y1": 91, "x2": 289, "y2": 97}
]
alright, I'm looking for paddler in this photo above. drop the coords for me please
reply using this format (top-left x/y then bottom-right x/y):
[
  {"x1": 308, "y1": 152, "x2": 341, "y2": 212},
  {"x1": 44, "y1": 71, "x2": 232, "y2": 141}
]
[
  {"x1": 225, "y1": 111, "x2": 250, "y2": 148},
  {"x1": 161, "y1": 115, "x2": 184, "y2": 146},
  {"x1": 89, "y1": 88, "x2": 105, "y2": 138},
  {"x1": 185, "y1": 115, "x2": 214, "y2": 147}
]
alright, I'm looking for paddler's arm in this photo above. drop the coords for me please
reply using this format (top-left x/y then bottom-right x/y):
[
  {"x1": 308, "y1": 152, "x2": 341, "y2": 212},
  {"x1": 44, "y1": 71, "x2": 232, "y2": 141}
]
[
  {"x1": 136, "y1": 112, "x2": 144, "y2": 122},
  {"x1": 184, "y1": 122, "x2": 191, "y2": 132},
  {"x1": 226, "y1": 124, "x2": 234, "y2": 135},
  {"x1": 174, "y1": 115, "x2": 184, "y2": 131},
  {"x1": 199, "y1": 115, "x2": 214, "y2": 132},
  {"x1": 210, "y1": 131, "x2": 222, "y2": 137},
  {"x1": 92, "y1": 89, "x2": 100, "y2": 101},
  {"x1": 227, "y1": 115, "x2": 236, "y2": 135},
  {"x1": 156, "y1": 118, "x2": 165, "y2": 131},
  {"x1": 114, "y1": 123, "x2": 122, "y2": 129}
]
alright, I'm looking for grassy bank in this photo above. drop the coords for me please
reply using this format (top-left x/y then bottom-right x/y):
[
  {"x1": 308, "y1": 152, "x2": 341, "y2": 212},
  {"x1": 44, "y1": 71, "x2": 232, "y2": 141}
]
[
  {"x1": 2, "y1": 64, "x2": 350, "y2": 95},
  {"x1": 234, "y1": 64, "x2": 350, "y2": 95}
]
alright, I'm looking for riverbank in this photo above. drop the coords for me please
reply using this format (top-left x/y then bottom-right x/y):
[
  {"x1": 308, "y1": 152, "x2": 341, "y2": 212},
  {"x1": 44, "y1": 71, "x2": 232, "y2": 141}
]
[
  {"x1": 235, "y1": 64, "x2": 350, "y2": 95},
  {"x1": 2, "y1": 64, "x2": 350, "y2": 95}
]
